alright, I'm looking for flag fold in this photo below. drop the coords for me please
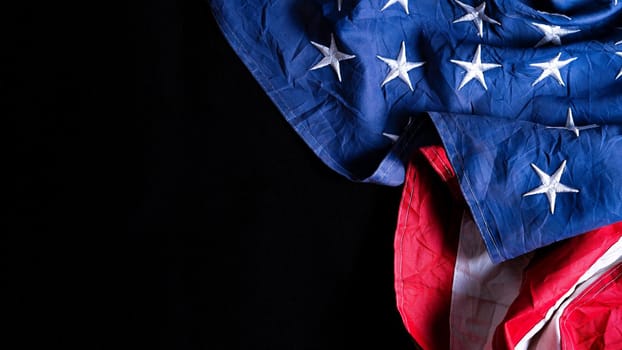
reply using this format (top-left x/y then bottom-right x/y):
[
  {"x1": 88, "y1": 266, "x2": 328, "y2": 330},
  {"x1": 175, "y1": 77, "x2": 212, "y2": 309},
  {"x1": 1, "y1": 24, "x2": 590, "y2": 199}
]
[
  {"x1": 209, "y1": 0, "x2": 622, "y2": 261},
  {"x1": 209, "y1": 0, "x2": 622, "y2": 347}
]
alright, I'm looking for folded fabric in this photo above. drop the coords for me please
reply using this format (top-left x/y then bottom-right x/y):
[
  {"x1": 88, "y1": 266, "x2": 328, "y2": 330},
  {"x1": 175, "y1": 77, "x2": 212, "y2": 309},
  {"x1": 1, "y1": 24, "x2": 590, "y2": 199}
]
[
  {"x1": 209, "y1": 0, "x2": 622, "y2": 261},
  {"x1": 394, "y1": 145, "x2": 622, "y2": 350},
  {"x1": 209, "y1": 0, "x2": 622, "y2": 184}
]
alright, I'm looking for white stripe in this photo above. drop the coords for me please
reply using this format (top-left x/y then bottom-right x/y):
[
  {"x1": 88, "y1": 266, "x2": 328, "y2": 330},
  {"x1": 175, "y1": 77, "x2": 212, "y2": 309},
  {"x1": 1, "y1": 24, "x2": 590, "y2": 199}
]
[
  {"x1": 515, "y1": 236, "x2": 622, "y2": 350},
  {"x1": 449, "y1": 211, "x2": 531, "y2": 350}
]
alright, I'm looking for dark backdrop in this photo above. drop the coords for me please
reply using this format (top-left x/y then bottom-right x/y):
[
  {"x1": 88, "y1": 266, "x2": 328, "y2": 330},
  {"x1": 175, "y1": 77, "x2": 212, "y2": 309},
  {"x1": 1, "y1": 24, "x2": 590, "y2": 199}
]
[{"x1": 7, "y1": 1, "x2": 418, "y2": 349}]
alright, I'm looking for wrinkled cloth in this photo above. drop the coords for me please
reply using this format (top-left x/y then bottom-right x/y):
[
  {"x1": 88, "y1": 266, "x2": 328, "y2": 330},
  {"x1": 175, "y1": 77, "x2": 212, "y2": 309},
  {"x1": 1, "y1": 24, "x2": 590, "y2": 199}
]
[
  {"x1": 394, "y1": 146, "x2": 622, "y2": 350},
  {"x1": 209, "y1": 0, "x2": 622, "y2": 262}
]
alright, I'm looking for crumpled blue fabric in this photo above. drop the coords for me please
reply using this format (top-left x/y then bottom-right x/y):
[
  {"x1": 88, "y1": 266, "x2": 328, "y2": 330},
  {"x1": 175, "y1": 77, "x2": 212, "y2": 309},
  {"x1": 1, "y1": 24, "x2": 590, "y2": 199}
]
[{"x1": 209, "y1": 0, "x2": 622, "y2": 262}]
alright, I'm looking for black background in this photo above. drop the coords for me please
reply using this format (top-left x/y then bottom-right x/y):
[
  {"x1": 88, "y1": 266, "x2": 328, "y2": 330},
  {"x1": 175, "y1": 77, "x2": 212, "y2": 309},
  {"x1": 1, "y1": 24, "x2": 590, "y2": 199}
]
[{"x1": 7, "y1": 1, "x2": 419, "y2": 349}]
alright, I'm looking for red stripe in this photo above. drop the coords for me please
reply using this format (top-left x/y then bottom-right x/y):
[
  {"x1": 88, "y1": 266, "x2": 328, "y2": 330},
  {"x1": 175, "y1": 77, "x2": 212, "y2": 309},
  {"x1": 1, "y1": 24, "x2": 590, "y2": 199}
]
[
  {"x1": 394, "y1": 147, "x2": 464, "y2": 350},
  {"x1": 492, "y1": 223, "x2": 622, "y2": 349},
  {"x1": 560, "y1": 263, "x2": 622, "y2": 349}
]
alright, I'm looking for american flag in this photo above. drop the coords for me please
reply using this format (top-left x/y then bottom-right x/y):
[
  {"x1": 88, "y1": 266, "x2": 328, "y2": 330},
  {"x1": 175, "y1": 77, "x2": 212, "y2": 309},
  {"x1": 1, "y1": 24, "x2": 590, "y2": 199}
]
[{"x1": 209, "y1": 0, "x2": 622, "y2": 348}]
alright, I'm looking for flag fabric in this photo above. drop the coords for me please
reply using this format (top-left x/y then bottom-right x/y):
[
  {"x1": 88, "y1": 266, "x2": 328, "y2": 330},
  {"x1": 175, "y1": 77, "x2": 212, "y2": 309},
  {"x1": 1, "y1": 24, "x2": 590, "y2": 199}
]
[
  {"x1": 209, "y1": 0, "x2": 622, "y2": 263},
  {"x1": 209, "y1": 0, "x2": 622, "y2": 348},
  {"x1": 395, "y1": 145, "x2": 622, "y2": 349}
]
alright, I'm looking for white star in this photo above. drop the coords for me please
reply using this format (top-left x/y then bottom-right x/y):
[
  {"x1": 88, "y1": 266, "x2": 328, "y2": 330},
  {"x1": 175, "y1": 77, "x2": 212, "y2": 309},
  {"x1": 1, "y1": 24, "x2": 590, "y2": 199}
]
[
  {"x1": 536, "y1": 10, "x2": 572, "y2": 20},
  {"x1": 377, "y1": 41, "x2": 425, "y2": 91},
  {"x1": 523, "y1": 160, "x2": 579, "y2": 214},
  {"x1": 453, "y1": 0, "x2": 500, "y2": 37},
  {"x1": 545, "y1": 108, "x2": 599, "y2": 137},
  {"x1": 531, "y1": 22, "x2": 580, "y2": 47},
  {"x1": 381, "y1": 0, "x2": 409, "y2": 14},
  {"x1": 616, "y1": 52, "x2": 622, "y2": 79},
  {"x1": 337, "y1": 0, "x2": 342, "y2": 11},
  {"x1": 383, "y1": 117, "x2": 413, "y2": 143},
  {"x1": 310, "y1": 34, "x2": 356, "y2": 82},
  {"x1": 530, "y1": 52, "x2": 577, "y2": 86},
  {"x1": 382, "y1": 132, "x2": 400, "y2": 142},
  {"x1": 450, "y1": 44, "x2": 501, "y2": 90}
]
